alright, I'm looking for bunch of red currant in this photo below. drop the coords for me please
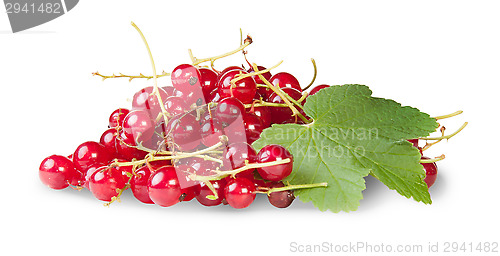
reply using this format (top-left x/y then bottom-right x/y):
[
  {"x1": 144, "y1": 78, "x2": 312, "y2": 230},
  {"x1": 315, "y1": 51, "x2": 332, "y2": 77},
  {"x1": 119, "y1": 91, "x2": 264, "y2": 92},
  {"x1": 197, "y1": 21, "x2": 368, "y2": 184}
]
[{"x1": 39, "y1": 60, "x2": 330, "y2": 209}]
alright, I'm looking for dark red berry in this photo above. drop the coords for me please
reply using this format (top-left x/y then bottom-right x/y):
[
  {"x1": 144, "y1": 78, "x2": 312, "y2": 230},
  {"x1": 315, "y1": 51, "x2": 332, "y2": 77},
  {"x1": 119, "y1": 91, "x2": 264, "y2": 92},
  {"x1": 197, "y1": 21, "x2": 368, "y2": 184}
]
[
  {"x1": 309, "y1": 84, "x2": 330, "y2": 96},
  {"x1": 268, "y1": 87, "x2": 305, "y2": 124},
  {"x1": 267, "y1": 181, "x2": 295, "y2": 208},
  {"x1": 421, "y1": 157, "x2": 438, "y2": 188}
]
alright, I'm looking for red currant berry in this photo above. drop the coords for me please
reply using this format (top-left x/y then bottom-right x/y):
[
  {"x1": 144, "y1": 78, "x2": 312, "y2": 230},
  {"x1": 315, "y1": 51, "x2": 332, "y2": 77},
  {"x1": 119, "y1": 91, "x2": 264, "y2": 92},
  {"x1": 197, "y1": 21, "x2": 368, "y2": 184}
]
[
  {"x1": 251, "y1": 106, "x2": 272, "y2": 128},
  {"x1": 166, "y1": 114, "x2": 202, "y2": 151},
  {"x1": 115, "y1": 132, "x2": 148, "y2": 161},
  {"x1": 132, "y1": 86, "x2": 168, "y2": 119},
  {"x1": 39, "y1": 155, "x2": 80, "y2": 190},
  {"x1": 217, "y1": 66, "x2": 244, "y2": 80},
  {"x1": 408, "y1": 139, "x2": 419, "y2": 148},
  {"x1": 199, "y1": 67, "x2": 218, "y2": 99},
  {"x1": 130, "y1": 166, "x2": 154, "y2": 204},
  {"x1": 206, "y1": 88, "x2": 221, "y2": 102},
  {"x1": 89, "y1": 166, "x2": 127, "y2": 202},
  {"x1": 73, "y1": 141, "x2": 113, "y2": 172},
  {"x1": 99, "y1": 128, "x2": 118, "y2": 157},
  {"x1": 256, "y1": 144, "x2": 293, "y2": 181},
  {"x1": 215, "y1": 97, "x2": 245, "y2": 125},
  {"x1": 162, "y1": 86, "x2": 177, "y2": 97},
  {"x1": 243, "y1": 112, "x2": 265, "y2": 144},
  {"x1": 171, "y1": 64, "x2": 202, "y2": 94},
  {"x1": 122, "y1": 110, "x2": 155, "y2": 142},
  {"x1": 83, "y1": 163, "x2": 106, "y2": 189},
  {"x1": 148, "y1": 166, "x2": 182, "y2": 207},
  {"x1": 224, "y1": 178, "x2": 256, "y2": 209},
  {"x1": 217, "y1": 70, "x2": 257, "y2": 104},
  {"x1": 164, "y1": 96, "x2": 189, "y2": 116},
  {"x1": 421, "y1": 157, "x2": 438, "y2": 188},
  {"x1": 108, "y1": 108, "x2": 130, "y2": 128},
  {"x1": 196, "y1": 179, "x2": 227, "y2": 206},
  {"x1": 200, "y1": 117, "x2": 224, "y2": 147},
  {"x1": 270, "y1": 72, "x2": 302, "y2": 93},
  {"x1": 268, "y1": 87, "x2": 305, "y2": 124},
  {"x1": 309, "y1": 84, "x2": 330, "y2": 96},
  {"x1": 267, "y1": 181, "x2": 295, "y2": 208},
  {"x1": 247, "y1": 65, "x2": 272, "y2": 85},
  {"x1": 222, "y1": 142, "x2": 257, "y2": 171}
]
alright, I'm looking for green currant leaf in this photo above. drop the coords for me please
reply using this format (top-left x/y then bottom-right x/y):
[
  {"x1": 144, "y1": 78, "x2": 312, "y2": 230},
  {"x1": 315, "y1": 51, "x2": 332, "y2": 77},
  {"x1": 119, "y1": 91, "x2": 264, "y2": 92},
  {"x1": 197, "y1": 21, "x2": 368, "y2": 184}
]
[{"x1": 252, "y1": 84, "x2": 439, "y2": 212}]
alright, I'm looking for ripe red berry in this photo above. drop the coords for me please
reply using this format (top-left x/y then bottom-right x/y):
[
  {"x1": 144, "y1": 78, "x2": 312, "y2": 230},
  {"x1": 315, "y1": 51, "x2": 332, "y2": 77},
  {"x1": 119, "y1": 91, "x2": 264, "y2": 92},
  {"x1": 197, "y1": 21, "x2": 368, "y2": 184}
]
[
  {"x1": 215, "y1": 97, "x2": 245, "y2": 125},
  {"x1": 243, "y1": 112, "x2": 265, "y2": 144},
  {"x1": 267, "y1": 72, "x2": 302, "y2": 99},
  {"x1": 148, "y1": 166, "x2": 182, "y2": 207},
  {"x1": 171, "y1": 64, "x2": 202, "y2": 94},
  {"x1": 217, "y1": 70, "x2": 257, "y2": 104},
  {"x1": 250, "y1": 106, "x2": 272, "y2": 128},
  {"x1": 268, "y1": 87, "x2": 305, "y2": 124},
  {"x1": 196, "y1": 179, "x2": 227, "y2": 206},
  {"x1": 122, "y1": 110, "x2": 155, "y2": 142},
  {"x1": 224, "y1": 178, "x2": 256, "y2": 209},
  {"x1": 39, "y1": 155, "x2": 80, "y2": 190},
  {"x1": 222, "y1": 142, "x2": 257, "y2": 179},
  {"x1": 256, "y1": 144, "x2": 294, "y2": 181},
  {"x1": 130, "y1": 166, "x2": 154, "y2": 204},
  {"x1": 421, "y1": 157, "x2": 438, "y2": 188},
  {"x1": 73, "y1": 141, "x2": 113, "y2": 172},
  {"x1": 108, "y1": 108, "x2": 130, "y2": 128},
  {"x1": 99, "y1": 128, "x2": 118, "y2": 157},
  {"x1": 199, "y1": 67, "x2": 218, "y2": 99},
  {"x1": 89, "y1": 166, "x2": 127, "y2": 202},
  {"x1": 132, "y1": 86, "x2": 168, "y2": 119},
  {"x1": 308, "y1": 84, "x2": 330, "y2": 96}
]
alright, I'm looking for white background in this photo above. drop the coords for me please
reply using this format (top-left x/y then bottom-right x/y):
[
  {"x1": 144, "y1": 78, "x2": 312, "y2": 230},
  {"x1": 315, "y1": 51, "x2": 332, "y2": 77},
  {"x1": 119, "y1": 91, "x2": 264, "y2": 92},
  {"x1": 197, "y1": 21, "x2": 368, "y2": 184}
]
[{"x1": 1, "y1": 1, "x2": 498, "y2": 255}]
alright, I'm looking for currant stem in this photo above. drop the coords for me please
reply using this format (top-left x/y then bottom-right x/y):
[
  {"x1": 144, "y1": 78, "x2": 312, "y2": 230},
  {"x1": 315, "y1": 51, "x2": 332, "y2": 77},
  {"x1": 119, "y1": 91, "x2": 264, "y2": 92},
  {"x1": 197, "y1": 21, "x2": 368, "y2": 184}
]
[
  {"x1": 92, "y1": 71, "x2": 170, "y2": 82},
  {"x1": 302, "y1": 58, "x2": 317, "y2": 91},
  {"x1": 420, "y1": 154, "x2": 446, "y2": 163},
  {"x1": 189, "y1": 158, "x2": 291, "y2": 182},
  {"x1": 230, "y1": 60, "x2": 283, "y2": 86},
  {"x1": 191, "y1": 36, "x2": 253, "y2": 67},
  {"x1": 263, "y1": 182, "x2": 328, "y2": 195},
  {"x1": 421, "y1": 126, "x2": 446, "y2": 151},
  {"x1": 433, "y1": 110, "x2": 463, "y2": 120},
  {"x1": 250, "y1": 63, "x2": 310, "y2": 123},
  {"x1": 131, "y1": 22, "x2": 169, "y2": 125},
  {"x1": 419, "y1": 122, "x2": 468, "y2": 141}
]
